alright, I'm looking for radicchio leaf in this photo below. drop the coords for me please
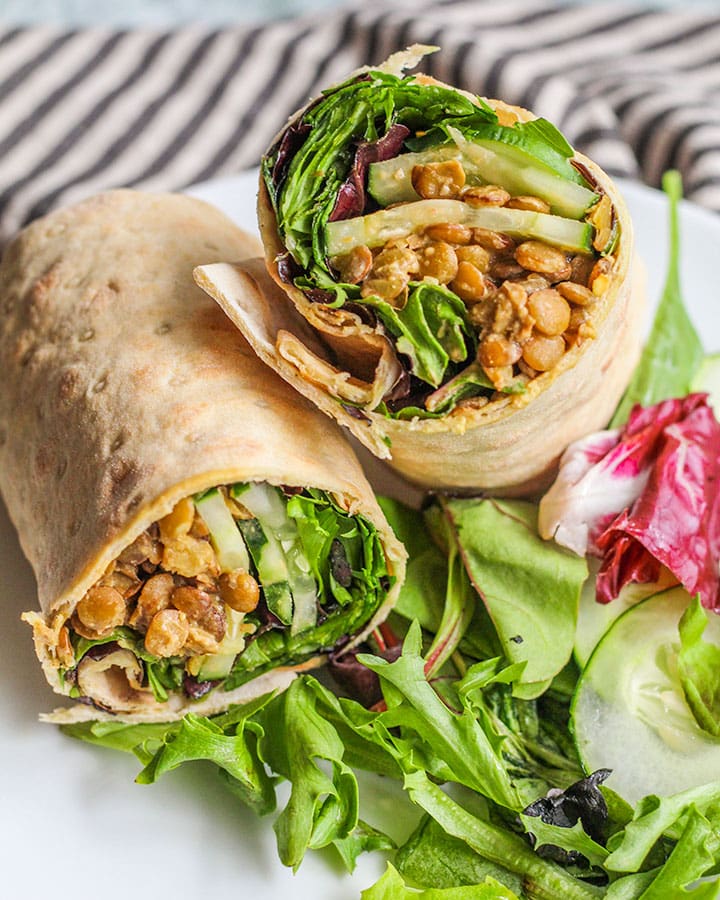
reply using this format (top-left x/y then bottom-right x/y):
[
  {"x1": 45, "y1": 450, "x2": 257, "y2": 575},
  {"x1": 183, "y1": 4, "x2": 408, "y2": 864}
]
[
  {"x1": 183, "y1": 673, "x2": 221, "y2": 700},
  {"x1": 329, "y1": 123, "x2": 410, "y2": 222},
  {"x1": 328, "y1": 642, "x2": 403, "y2": 708},
  {"x1": 540, "y1": 394, "x2": 720, "y2": 609},
  {"x1": 271, "y1": 121, "x2": 311, "y2": 191}
]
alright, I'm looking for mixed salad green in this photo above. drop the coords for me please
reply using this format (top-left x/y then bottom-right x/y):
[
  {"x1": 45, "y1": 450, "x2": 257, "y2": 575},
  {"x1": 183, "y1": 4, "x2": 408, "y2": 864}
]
[{"x1": 64, "y1": 174, "x2": 720, "y2": 897}]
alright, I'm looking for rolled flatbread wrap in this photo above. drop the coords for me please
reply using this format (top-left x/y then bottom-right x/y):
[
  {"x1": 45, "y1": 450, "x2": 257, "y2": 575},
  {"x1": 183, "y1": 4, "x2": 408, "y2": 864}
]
[
  {"x1": 196, "y1": 48, "x2": 644, "y2": 495},
  {"x1": 0, "y1": 190, "x2": 405, "y2": 722}
]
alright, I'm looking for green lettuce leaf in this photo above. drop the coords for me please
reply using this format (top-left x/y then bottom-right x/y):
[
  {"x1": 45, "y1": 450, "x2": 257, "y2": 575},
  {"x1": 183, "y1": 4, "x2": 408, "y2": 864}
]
[
  {"x1": 363, "y1": 282, "x2": 474, "y2": 388},
  {"x1": 256, "y1": 677, "x2": 359, "y2": 869},
  {"x1": 404, "y1": 770, "x2": 604, "y2": 900},
  {"x1": 377, "y1": 497, "x2": 448, "y2": 634},
  {"x1": 519, "y1": 815, "x2": 609, "y2": 868},
  {"x1": 137, "y1": 694, "x2": 277, "y2": 816},
  {"x1": 332, "y1": 820, "x2": 396, "y2": 873},
  {"x1": 442, "y1": 498, "x2": 587, "y2": 697},
  {"x1": 396, "y1": 816, "x2": 525, "y2": 896},
  {"x1": 629, "y1": 806, "x2": 719, "y2": 899},
  {"x1": 605, "y1": 780, "x2": 720, "y2": 872},
  {"x1": 60, "y1": 719, "x2": 178, "y2": 764},
  {"x1": 677, "y1": 595, "x2": 720, "y2": 736},
  {"x1": 611, "y1": 170, "x2": 703, "y2": 427},
  {"x1": 361, "y1": 862, "x2": 520, "y2": 899},
  {"x1": 359, "y1": 622, "x2": 520, "y2": 809}
]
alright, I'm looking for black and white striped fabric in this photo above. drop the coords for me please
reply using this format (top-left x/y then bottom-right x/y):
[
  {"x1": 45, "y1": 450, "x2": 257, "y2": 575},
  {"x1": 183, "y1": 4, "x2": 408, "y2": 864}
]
[{"x1": 1, "y1": 0, "x2": 719, "y2": 244}]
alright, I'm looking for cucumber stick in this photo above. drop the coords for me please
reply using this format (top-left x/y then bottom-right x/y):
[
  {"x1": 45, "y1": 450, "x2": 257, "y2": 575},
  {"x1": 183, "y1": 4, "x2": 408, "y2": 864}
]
[
  {"x1": 326, "y1": 199, "x2": 593, "y2": 256},
  {"x1": 572, "y1": 587, "x2": 720, "y2": 804},
  {"x1": 238, "y1": 517, "x2": 293, "y2": 625},
  {"x1": 367, "y1": 141, "x2": 597, "y2": 219},
  {"x1": 233, "y1": 483, "x2": 318, "y2": 634},
  {"x1": 194, "y1": 489, "x2": 250, "y2": 572}
]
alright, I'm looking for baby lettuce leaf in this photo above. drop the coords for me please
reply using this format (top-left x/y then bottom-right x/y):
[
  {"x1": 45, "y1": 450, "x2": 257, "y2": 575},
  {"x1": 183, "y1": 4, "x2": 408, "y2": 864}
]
[
  {"x1": 359, "y1": 622, "x2": 520, "y2": 809},
  {"x1": 396, "y1": 816, "x2": 525, "y2": 896},
  {"x1": 377, "y1": 497, "x2": 449, "y2": 634},
  {"x1": 404, "y1": 771, "x2": 604, "y2": 900},
  {"x1": 677, "y1": 595, "x2": 720, "y2": 736},
  {"x1": 442, "y1": 498, "x2": 587, "y2": 698},
  {"x1": 137, "y1": 695, "x2": 277, "y2": 816},
  {"x1": 629, "y1": 807, "x2": 720, "y2": 899},
  {"x1": 257, "y1": 677, "x2": 359, "y2": 869},
  {"x1": 333, "y1": 820, "x2": 396, "y2": 873},
  {"x1": 604, "y1": 780, "x2": 720, "y2": 873},
  {"x1": 363, "y1": 282, "x2": 473, "y2": 388},
  {"x1": 519, "y1": 816, "x2": 609, "y2": 869},
  {"x1": 61, "y1": 718, "x2": 178, "y2": 763},
  {"x1": 611, "y1": 171, "x2": 703, "y2": 428},
  {"x1": 361, "y1": 863, "x2": 520, "y2": 899}
]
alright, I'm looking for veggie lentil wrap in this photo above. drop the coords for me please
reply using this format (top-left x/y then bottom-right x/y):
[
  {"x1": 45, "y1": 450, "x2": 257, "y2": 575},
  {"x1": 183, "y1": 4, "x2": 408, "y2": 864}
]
[
  {"x1": 0, "y1": 190, "x2": 405, "y2": 722},
  {"x1": 197, "y1": 48, "x2": 644, "y2": 494}
]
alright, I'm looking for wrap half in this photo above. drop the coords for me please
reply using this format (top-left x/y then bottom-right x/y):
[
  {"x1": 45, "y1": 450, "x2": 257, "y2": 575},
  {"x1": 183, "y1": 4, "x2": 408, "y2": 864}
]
[
  {"x1": 196, "y1": 48, "x2": 644, "y2": 495},
  {"x1": 0, "y1": 190, "x2": 405, "y2": 722}
]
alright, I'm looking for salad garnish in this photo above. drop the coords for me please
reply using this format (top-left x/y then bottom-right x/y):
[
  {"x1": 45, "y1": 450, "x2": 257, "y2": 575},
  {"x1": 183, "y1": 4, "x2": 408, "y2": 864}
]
[{"x1": 62, "y1": 172, "x2": 720, "y2": 896}]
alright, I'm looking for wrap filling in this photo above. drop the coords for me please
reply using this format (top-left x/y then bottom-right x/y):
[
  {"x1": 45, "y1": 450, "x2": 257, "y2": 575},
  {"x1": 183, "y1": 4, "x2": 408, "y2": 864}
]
[
  {"x1": 54, "y1": 482, "x2": 390, "y2": 710},
  {"x1": 262, "y1": 58, "x2": 618, "y2": 418}
]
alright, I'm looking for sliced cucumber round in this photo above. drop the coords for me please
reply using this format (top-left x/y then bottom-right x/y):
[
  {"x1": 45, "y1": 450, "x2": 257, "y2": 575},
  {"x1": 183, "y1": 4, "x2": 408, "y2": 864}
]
[
  {"x1": 572, "y1": 587, "x2": 720, "y2": 804},
  {"x1": 573, "y1": 561, "x2": 676, "y2": 669},
  {"x1": 691, "y1": 352, "x2": 720, "y2": 414}
]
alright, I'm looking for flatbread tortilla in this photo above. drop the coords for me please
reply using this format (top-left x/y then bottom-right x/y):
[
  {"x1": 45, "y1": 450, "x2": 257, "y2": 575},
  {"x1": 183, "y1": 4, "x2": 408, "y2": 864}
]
[{"x1": 0, "y1": 190, "x2": 405, "y2": 721}]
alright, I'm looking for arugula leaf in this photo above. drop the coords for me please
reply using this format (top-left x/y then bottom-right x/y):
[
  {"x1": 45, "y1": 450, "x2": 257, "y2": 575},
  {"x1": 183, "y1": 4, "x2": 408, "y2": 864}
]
[
  {"x1": 60, "y1": 719, "x2": 178, "y2": 764},
  {"x1": 519, "y1": 816, "x2": 609, "y2": 869},
  {"x1": 677, "y1": 595, "x2": 720, "y2": 736},
  {"x1": 137, "y1": 696, "x2": 277, "y2": 816},
  {"x1": 359, "y1": 623, "x2": 520, "y2": 809},
  {"x1": 633, "y1": 807, "x2": 719, "y2": 899},
  {"x1": 610, "y1": 170, "x2": 703, "y2": 427},
  {"x1": 442, "y1": 498, "x2": 587, "y2": 697},
  {"x1": 363, "y1": 282, "x2": 474, "y2": 388},
  {"x1": 361, "y1": 863, "x2": 520, "y2": 899},
  {"x1": 377, "y1": 497, "x2": 448, "y2": 634}
]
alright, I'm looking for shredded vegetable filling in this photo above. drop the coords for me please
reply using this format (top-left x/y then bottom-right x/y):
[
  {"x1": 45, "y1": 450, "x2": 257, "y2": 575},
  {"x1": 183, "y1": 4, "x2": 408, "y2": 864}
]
[
  {"x1": 58, "y1": 483, "x2": 389, "y2": 708},
  {"x1": 264, "y1": 65, "x2": 619, "y2": 417}
]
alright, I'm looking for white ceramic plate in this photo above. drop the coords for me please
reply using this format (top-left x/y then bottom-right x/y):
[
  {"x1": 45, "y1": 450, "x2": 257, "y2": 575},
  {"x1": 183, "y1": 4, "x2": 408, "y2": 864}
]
[{"x1": 1, "y1": 173, "x2": 718, "y2": 900}]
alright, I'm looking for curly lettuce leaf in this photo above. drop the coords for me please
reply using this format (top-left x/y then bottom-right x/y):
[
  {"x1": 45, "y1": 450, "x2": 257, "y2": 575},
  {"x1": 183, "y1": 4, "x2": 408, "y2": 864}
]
[
  {"x1": 395, "y1": 816, "x2": 525, "y2": 896},
  {"x1": 404, "y1": 771, "x2": 604, "y2": 900},
  {"x1": 359, "y1": 622, "x2": 519, "y2": 809},
  {"x1": 677, "y1": 597, "x2": 720, "y2": 737},
  {"x1": 361, "y1": 863, "x2": 520, "y2": 899},
  {"x1": 257, "y1": 677, "x2": 359, "y2": 869},
  {"x1": 333, "y1": 820, "x2": 396, "y2": 873}
]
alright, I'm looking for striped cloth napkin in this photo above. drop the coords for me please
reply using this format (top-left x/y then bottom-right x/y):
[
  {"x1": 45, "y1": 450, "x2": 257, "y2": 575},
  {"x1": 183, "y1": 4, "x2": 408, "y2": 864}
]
[{"x1": 1, "y1": 0, "x2": 718, "y2": 244}]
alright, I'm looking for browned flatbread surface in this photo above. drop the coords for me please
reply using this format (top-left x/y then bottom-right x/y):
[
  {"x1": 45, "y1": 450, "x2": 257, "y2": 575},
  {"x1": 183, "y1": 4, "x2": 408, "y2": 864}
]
[{"x1": 0, "y1": 190, "x2": 405, "y2": 720}]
